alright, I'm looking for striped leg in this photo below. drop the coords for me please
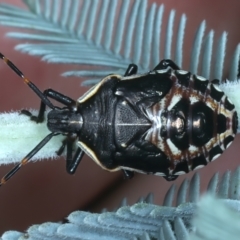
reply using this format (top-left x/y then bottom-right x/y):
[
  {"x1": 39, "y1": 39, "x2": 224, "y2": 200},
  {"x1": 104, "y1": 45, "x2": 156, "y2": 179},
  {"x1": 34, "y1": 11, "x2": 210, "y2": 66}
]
[
  {"x1": 0, "y1": 52, "x2": 54, "y2": 109},
  {"x1": 0, "y1": 132, "x2": 59, "y2": 186}
]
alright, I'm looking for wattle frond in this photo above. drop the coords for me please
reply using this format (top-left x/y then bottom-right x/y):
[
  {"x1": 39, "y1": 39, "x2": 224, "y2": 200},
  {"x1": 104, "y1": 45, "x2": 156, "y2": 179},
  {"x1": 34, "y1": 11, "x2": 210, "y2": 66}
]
[
  {"x1": 0, "y1": 0, "x2": 239, "y2": 86},
  {"x1": 2, "y1": 167, "x2": 240, "y2": 239}
]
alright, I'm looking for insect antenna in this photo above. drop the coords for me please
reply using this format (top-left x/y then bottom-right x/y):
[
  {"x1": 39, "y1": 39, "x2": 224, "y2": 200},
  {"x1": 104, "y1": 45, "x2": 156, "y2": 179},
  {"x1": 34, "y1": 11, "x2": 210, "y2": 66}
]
[
  {"x1": 0, "y1": 132, "x2": 59, "y2": 186},
  {"x1": 0, "y1": 52, "x2": 55, "y2": 109}
]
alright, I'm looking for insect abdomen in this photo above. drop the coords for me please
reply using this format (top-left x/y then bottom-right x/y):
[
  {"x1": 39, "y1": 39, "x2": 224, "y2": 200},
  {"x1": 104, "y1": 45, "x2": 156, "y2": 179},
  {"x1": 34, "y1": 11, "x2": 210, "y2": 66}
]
[{"x1": 145, "y1": 70, "x2": 238, "y2": 176}]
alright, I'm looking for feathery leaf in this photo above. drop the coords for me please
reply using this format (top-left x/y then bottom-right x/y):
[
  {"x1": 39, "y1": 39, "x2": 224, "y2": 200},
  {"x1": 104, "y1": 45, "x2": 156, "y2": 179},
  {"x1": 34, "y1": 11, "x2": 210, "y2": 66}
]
[
  {"x1": 1, "y1": 0, "x2": 239, "y2": 86},
  {"x1": 2, "y1": 167, "x2": 240, "y2": 239}
]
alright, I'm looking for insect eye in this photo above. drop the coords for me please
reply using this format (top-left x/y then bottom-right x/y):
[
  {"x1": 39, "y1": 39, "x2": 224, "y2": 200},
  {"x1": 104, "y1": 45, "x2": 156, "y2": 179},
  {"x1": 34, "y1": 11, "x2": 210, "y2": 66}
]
[{"x1": 192, "y1": 112, "x2": 206, "y2": 138}]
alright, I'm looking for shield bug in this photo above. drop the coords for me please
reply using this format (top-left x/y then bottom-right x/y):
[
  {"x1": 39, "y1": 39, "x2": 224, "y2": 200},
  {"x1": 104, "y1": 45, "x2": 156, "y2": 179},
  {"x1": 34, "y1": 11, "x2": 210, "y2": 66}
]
[{"x1": 0, "y1": 53, "x2": 238, "y2": 184}]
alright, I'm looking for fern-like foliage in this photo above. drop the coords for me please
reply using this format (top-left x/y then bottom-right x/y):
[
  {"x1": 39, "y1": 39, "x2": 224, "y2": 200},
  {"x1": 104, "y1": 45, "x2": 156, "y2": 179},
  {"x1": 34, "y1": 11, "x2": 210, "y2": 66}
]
[
  {"x1": 0, "y1": 0, "x2": 239, "y2": 86},
  {"x1": 1, "y1": 2, "x2": 240, "y2": 239},
  {"x1": 2, "y1": 167, "x2": 240, "y2": 240}
]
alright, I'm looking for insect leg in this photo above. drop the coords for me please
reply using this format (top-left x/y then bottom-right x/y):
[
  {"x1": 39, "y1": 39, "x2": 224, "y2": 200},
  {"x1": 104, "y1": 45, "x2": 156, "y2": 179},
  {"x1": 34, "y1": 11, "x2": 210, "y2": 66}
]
[
  {"x1": 66, "y1": 147, "x2": 84, "y2": 174},
  {"x1": 211, "y1": 79, "x2": 220, "y2": 85},
  {"x1": 56, "y1": 135, "x2": 84, "y2": 174},
  {"x1": 153, "y1": 59, "x2": 180, "y2": 71},
  {"x1": 124, "y1": 63, "x2": 138, "y2": 76},
  {"x1": 56, "y1": 138, "x2": 68, "y2": 156},
  {"x1": 0, "y1": 52, "x2": 54, "y2": 109},
  {"x1": 0, "y1": 132, "x2": 59, "y2": 186},
  {"x1": 22, "y1": 89, "x2": 77, "y2": 123},
  {"x1": 122, "y1": 169, "x2": 135, "y2": 179},
  {"x1": 42, "y1": 89, "x2": 76, "y2": 107},
  {"x1": 163, "y1": 175, "x2": 178, "y2": 181}
]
